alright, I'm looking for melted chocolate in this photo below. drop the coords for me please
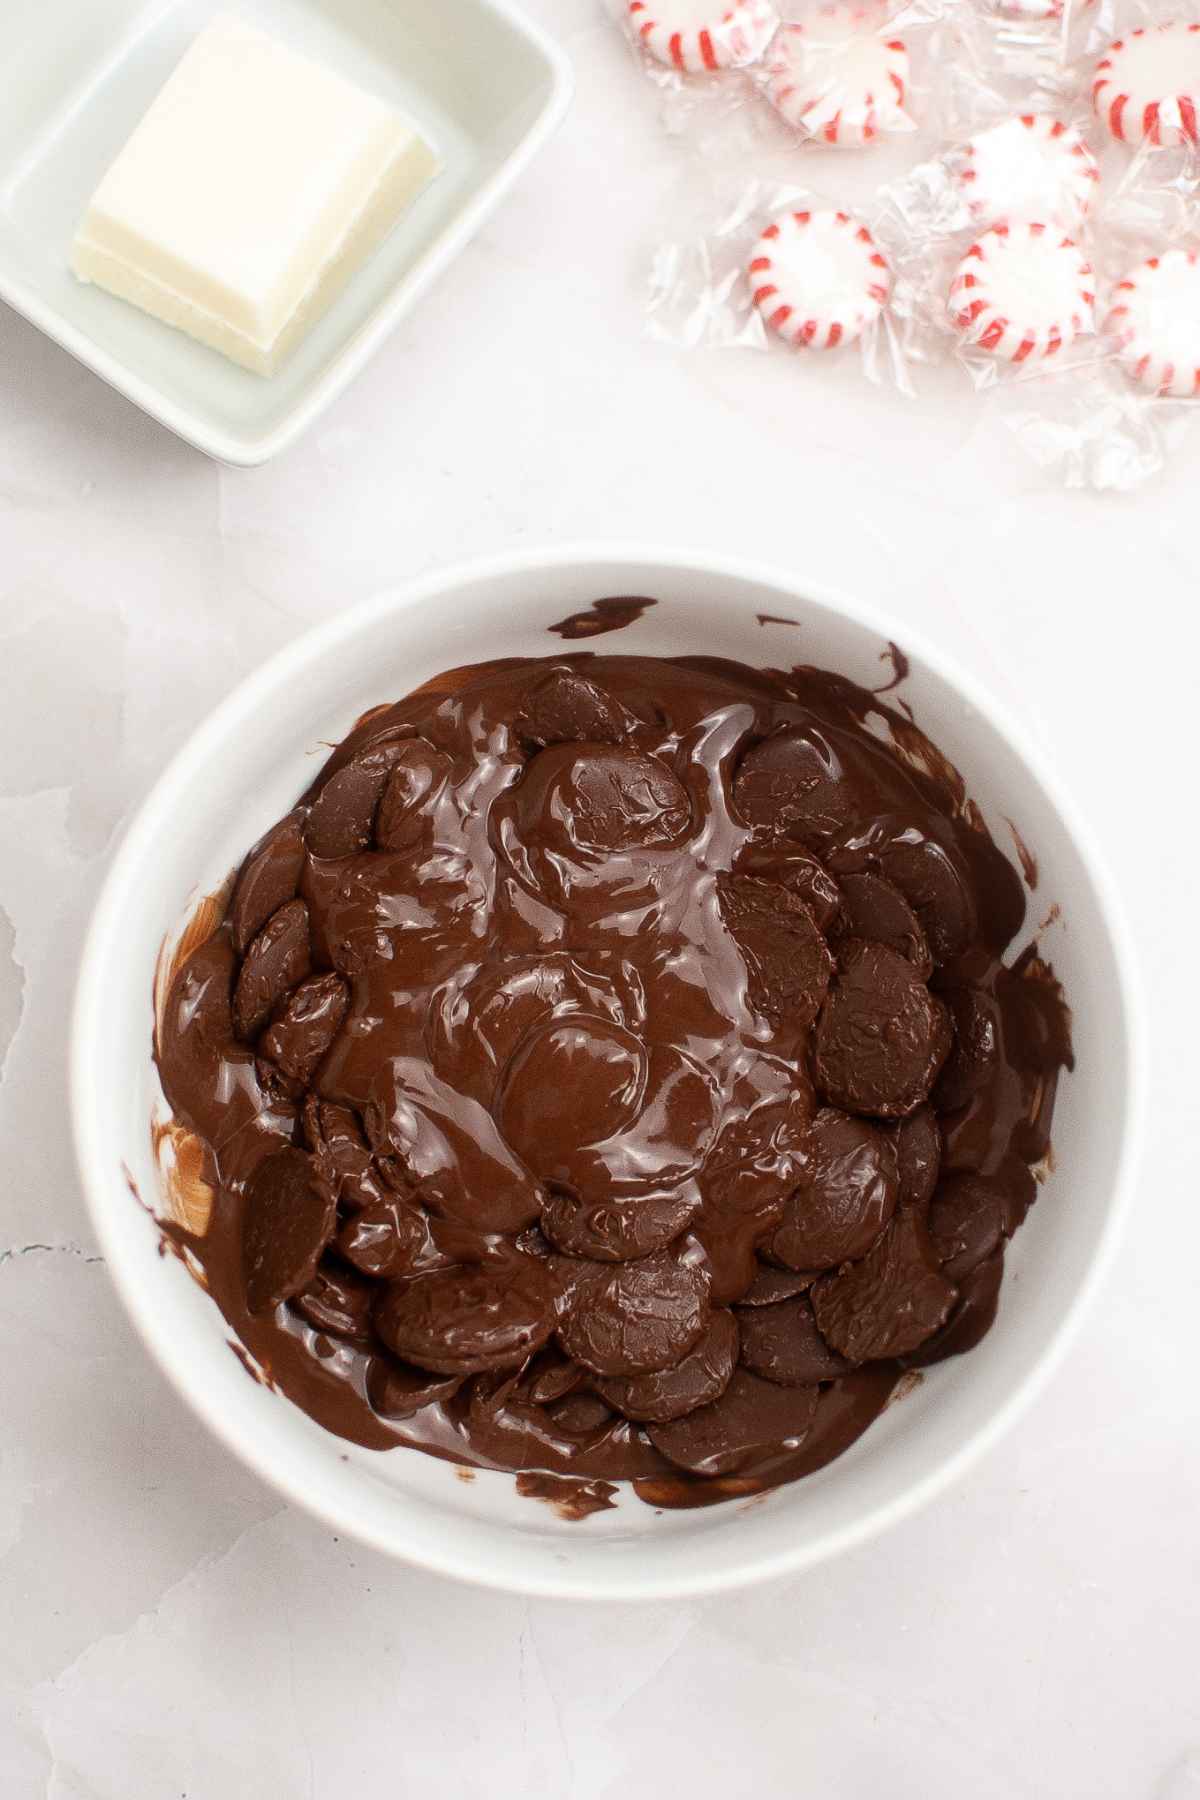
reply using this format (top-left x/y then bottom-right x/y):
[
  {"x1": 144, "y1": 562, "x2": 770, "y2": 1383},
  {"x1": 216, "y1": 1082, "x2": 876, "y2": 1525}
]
[
  {"x1": 548, "y1": 596, "x2": 657, "y2": 640},
  {"x1": 154, "y1": 648, "x2": 1071, "y2": 1506},
  {"x1": 875, "y1": 641, "x2": 910, "y2": 693},
  {"x1": 1007, "y1": 818, "x2": 1039, "y2": 890},
  {"x1": 514, "y1": 1471, "x2": 619, "y2": 1519}
]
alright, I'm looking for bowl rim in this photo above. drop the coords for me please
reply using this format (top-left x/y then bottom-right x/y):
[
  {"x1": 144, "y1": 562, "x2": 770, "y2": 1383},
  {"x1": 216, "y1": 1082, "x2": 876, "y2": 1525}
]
[
  {"x1": 0, "y1": 0, "x2": 574, "y2": 466},
  {"x1": 70, "y1": 541, "x2": 1147, "y2": 1600}
]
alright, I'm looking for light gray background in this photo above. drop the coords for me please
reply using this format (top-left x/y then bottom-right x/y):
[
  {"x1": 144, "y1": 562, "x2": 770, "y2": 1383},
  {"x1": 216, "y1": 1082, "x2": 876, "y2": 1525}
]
[{"x1": 1, "y1": 2, "x2": 1196, "y2": 1794}]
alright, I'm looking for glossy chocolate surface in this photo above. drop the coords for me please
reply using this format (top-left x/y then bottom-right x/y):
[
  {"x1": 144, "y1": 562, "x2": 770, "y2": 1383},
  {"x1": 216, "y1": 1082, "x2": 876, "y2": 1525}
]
[{"x1": 155, "y1": 647, "x2": 1071, "y2": 1506}]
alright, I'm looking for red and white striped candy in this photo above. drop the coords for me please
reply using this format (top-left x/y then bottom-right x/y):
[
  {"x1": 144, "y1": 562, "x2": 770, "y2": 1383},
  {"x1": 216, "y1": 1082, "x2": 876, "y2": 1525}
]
[
  {"x1": 749, "y1": 208, "x2": 891, "y2": 348},
  {"x1": 1106, "y1": 249, "x2": 1200, "y2": 396},
  {"x1": 627, "y1": 0, "x2": 779, "y2": 71},
  {"x1": 955, "y1": 115, "x2": 1100, "y2": 228},
  {"x1": 767, "y1": 13, "x2": 909, "y2": 148},
  {"x1": 1092, "y1": 24, "x2": 1200, "y2": 148},
  {"x1": 949, "y1": 222, "x2": 1095, "y2": 361}
]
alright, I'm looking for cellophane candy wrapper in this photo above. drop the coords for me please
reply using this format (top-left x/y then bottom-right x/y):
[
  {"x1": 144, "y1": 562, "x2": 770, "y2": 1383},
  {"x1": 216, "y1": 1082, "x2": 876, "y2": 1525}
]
[
  {"x1": 608, "y1": 0, "x2": 958, "y2": 149},
  {"x1": 623, "y1": 0, "x2": 1200, "y2": 487},
  {"x1": 646, "y1": 173, "x2": 930, "y2": 393},
  {"x1": 917, "y1": 0, "x2": 1200, "y2": 485}
]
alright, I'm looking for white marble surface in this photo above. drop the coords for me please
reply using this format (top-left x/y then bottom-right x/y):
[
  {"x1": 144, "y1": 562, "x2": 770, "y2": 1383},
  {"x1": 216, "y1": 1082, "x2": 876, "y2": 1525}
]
[{"x1": 1, "y1": 3, "x2": 1198, "y2": 1794}]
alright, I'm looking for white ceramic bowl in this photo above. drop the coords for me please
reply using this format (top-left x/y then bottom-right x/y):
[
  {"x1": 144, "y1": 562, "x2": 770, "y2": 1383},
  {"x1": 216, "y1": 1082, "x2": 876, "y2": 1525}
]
[
  {"x1": 71, "y1": 546, "x2": 1144, "y2": 1600},
  {"x1": 0, "y1": 0, "x2": 571, "y2": 464}
]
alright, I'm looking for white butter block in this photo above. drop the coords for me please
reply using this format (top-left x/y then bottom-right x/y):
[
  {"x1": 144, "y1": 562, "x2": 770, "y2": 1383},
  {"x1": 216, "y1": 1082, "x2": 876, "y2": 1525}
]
[{"x1": 71, "y1": 14, "x2": 440, "y2": 376}]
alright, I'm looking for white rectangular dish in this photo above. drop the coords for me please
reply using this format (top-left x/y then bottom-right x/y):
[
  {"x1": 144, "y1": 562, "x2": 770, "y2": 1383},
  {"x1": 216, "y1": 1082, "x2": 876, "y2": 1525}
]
[{"x1": 0, "y1": 0, "x2": 572, "y2": 464}]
